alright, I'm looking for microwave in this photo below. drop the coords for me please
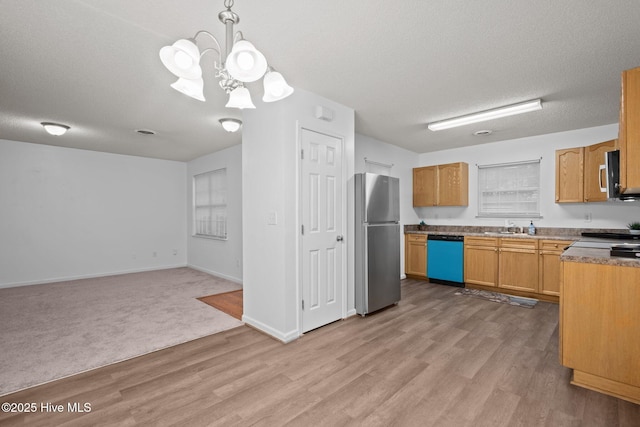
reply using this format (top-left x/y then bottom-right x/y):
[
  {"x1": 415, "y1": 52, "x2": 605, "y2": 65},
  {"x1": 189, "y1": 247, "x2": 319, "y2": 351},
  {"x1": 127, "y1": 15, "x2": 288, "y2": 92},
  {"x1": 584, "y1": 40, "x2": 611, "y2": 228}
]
[{"x1": 605, "y1": 150, "x2": 640, "y2": 201}]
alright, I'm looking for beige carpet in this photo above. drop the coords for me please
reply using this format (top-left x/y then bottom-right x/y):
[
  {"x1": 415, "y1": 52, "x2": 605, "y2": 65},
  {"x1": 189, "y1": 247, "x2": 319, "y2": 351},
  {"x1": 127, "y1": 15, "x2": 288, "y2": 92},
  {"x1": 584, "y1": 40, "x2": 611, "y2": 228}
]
[{"x1": 0, "y1": 267, "x2": 243, "y2": 396}]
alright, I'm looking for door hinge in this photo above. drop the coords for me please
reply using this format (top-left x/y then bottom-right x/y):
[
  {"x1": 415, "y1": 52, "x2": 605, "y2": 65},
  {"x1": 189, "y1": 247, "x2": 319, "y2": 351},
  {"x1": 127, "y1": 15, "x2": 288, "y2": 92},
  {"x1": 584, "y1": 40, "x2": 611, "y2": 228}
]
[
  {"x1": 302, "y1": 300, "x2": 305, "y2": 310},
  {"x1": 301, "y1": 149, "x2": 304, "y2": 159},
  {"x1": 301, "y1": 224, "x2": 304, "y2": 235}
]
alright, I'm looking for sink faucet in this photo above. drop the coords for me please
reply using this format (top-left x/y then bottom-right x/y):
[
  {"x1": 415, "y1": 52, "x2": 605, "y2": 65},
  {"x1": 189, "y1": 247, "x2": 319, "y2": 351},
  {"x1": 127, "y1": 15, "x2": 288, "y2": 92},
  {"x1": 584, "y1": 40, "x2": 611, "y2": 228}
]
[{"x1": 504, "y1": 219, "x2": 515, "y2": 232}]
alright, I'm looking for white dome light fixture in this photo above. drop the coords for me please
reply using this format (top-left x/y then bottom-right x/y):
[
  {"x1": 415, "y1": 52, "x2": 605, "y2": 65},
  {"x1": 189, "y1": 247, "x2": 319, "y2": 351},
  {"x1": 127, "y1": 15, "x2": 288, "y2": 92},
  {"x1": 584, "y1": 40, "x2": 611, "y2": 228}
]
[
  {"x1": 41, "y1": 122, "x2": 70, "y2": 136},
  {"x1": 158, "y1": 0, "x2": 293, "y2": 110},
  {"x1": 219, "y1": 118, "x2": 242, "y2": 132}
]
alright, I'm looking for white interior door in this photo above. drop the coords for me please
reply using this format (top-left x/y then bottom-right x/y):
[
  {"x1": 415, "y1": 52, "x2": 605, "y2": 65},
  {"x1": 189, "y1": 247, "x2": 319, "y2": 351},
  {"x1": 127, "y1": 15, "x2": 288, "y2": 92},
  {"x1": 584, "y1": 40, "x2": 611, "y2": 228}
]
[{"x1": 301, "y1": 128, "x2": 344, "y2": 333}]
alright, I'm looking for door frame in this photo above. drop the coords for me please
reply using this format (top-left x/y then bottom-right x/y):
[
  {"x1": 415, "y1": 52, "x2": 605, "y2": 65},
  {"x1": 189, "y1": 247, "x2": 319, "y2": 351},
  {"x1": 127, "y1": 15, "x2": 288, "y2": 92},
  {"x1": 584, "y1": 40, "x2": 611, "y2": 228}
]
[{"x1": 296, "y1": 123, "x2": 349, "y2": 336}]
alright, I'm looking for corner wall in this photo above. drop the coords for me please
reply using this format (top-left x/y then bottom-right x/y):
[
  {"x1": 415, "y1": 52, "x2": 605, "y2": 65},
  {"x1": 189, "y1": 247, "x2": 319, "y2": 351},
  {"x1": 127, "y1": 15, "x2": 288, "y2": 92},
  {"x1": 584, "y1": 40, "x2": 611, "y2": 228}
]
[
  {"x1": 242, "y1": 89, "x2": 355, "y2": 342},
  {"x1": 187, "y1": 144, "x2": 243, "y2": 283}
]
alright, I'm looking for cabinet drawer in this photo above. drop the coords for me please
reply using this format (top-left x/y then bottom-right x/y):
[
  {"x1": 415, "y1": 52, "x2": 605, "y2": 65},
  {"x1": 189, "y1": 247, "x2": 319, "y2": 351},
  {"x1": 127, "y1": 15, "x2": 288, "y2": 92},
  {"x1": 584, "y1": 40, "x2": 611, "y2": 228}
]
[
  {"x1": 540, "y1": 240, "x2": 574, "y2": 252},
  {"x1": 406, "y1": 234, "x2": 427, "y2": 243},
  {"x1": 465, "y1": 236, "x2": 498, "y2": 247},
  {"x1": 500, "y1": 238, "x2": 539, "y2": 250}
]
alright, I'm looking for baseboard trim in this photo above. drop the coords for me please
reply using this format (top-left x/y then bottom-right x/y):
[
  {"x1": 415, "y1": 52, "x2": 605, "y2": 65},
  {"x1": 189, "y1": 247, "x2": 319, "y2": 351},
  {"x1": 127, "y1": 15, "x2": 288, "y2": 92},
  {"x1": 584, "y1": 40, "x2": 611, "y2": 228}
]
[
  {"x1": 241, "y1": 314, "x2": 299, "y2": 343},
  {"x1": 187, "y1": 264, "x2": 243, "y2": 285},
  {"x1": 0, "y1": 264, "x2": 189, "y2": 289}
]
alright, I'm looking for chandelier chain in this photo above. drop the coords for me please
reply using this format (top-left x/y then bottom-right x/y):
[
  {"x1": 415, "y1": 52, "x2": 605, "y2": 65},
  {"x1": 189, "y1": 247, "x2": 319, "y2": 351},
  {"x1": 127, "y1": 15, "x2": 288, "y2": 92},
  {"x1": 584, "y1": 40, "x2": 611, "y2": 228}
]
[{"x1": 224, "y1": 0, "x2": 234, "y2": 10}]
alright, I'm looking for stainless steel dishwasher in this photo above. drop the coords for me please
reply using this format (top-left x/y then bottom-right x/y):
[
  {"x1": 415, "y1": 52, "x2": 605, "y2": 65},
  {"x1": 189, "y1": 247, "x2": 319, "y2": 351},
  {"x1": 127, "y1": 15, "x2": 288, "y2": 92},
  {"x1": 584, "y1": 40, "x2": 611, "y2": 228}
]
[{"x1": 427, "y1": 234, "x2": 464, "y2": 287}]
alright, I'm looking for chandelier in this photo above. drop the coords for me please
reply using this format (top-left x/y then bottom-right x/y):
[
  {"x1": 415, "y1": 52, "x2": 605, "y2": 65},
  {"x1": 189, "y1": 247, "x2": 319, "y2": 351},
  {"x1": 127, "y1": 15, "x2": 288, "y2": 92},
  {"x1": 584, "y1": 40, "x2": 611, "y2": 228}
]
[{"x1": 159, "y1": 0, "x2": 293, "y2": 109}]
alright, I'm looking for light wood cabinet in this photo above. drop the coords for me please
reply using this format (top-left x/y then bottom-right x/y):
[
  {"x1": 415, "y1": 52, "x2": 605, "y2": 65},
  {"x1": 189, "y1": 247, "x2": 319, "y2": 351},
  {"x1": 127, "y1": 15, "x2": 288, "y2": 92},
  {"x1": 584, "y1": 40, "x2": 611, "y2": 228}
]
[
  {"x1": 555, "y1": 147, "x2": 584, "y2": 203},
  {"x1": 464, "y1": 237, "x2": 498, "y2": 287},
  {"x1": 464, "y1": 237, "x2": 563, "y2": 300},
  {"x1": 584, "y1": 139, "x2": 617, "y2": 202},
  {"x1": 437, "y1": 162, "x2": 469, "y2": 206},
  {"x1": 413, "y1": 166, "x2": 436, "y2": 207},
  {"x1": 538, "y1": 240, "x2": 574, "y2": 297},
  {"x1": 413, "y1": 162, "x2": 468, "y2": 207},
  {"x1": 619, "y1": 66, "x2": 640, "y2": 194},
  {"x1": 555, "y1": 140, "x2": 617, "y2": 203},
  {"x1": 404, "y1": 234, "x2": 427, "y2": 278},
  {"x1": 498, "y1": 238, "x2": 539, "y2": 293},
  {"x1": 560, "y1": 261, "x2": 640, "y2": 404}
]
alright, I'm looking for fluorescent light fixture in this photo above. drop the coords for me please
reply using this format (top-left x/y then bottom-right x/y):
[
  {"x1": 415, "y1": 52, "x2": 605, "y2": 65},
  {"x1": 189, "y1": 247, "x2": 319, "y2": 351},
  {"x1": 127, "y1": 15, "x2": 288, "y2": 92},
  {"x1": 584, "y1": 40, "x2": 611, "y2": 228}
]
[
  {"x1": 219, "y1": 118, "x2": 242, "y2": 132},
  {"x1": 41, "y1": 122, "x2": 70, "y2": 136},
  {"x1": 427, "y1": 99, "x2": 543, "y2": 131}
]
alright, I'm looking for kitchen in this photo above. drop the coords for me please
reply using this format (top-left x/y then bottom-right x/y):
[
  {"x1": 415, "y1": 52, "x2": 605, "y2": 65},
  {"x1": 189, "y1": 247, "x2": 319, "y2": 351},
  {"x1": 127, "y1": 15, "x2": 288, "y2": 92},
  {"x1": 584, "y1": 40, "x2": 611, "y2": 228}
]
[{"x1": 400, "y1": 67, "x2": 640, "y2": 405}]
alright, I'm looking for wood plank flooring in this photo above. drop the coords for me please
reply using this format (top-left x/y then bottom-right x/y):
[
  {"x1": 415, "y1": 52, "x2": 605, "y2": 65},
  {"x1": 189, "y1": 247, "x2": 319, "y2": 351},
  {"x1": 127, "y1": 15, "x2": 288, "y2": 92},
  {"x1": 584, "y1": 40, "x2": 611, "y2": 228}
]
[
  {"x1": 1, "y1": 279, "x2": 638, "y2": 426},
  {"x1": 198, "y1": 290, "x2": 243, "y2": 320}
]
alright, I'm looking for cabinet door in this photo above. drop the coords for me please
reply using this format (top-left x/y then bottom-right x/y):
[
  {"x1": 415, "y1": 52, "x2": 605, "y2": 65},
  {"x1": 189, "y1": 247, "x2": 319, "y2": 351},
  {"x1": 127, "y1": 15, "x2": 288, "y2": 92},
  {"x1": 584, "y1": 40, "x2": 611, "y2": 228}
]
[
  {"x1": 498, "y1": 248, "x2": 538, "y2": 292},
  {"x1": 464, "y1": 245, "x2": 498, "y2": 287},
  {"x1": 555, "y1": 147, "x2": 584, "y2": 203},
  {"x1": 620, "y1": 66, "x2": 640, "y2": 193},
  {"x1": 437, "y1": 162, "x2": 468, "y2": 206},
  {"x1": 405, "y1": 234, "x2": 427, "y2": 277},
  {"x1": 584, "y1": 140, "x2": 616, "y2": 202},
  {"x1": 413, "y1": 166, "x2": 437, "y2": 207},
  {"x1": 539, "y1": 240, "x2": 574, "y2": 297}
]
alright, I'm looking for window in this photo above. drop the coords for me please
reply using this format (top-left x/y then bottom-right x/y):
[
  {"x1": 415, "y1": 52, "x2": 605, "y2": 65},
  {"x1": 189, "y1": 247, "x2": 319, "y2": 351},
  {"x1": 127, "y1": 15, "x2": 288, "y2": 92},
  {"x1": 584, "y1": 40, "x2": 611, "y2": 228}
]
[
  {"x1": 477, "y1": 159, "x2": 540, "y2": 218},
  {"x1": 193, "y1": 168, "x2": 227, "y2": 239}
]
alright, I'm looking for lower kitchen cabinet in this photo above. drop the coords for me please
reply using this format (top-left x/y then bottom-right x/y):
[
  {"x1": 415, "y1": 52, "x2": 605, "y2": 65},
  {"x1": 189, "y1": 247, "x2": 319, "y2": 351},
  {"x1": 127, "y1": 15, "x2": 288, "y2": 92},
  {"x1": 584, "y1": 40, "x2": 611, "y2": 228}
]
[
  {"x1": 561, "y1": 261, "x2": 640, "y2": 404},
  {"x1": 463, "y1": 236, "x2": 571, "y2": 302},
  {"x1": 464, "y1": 236, "x2": 498, "y2": 287},
  {"x1": 498, "y1": 238, "x2": 539, "y2": 293},
  {"x1": 539, "y1": 240, "x2": 574, "y2": 297},
  {"x1": 405, "y1": 234, "x2": 427, "y2": 278}
]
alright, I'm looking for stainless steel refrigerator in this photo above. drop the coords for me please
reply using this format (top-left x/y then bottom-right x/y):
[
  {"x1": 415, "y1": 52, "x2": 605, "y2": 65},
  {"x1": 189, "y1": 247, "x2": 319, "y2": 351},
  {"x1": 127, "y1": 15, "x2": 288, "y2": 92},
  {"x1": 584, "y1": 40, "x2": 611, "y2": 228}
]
[{"x1": 355, "y1": 173, "x2": 401, "y2": 316}]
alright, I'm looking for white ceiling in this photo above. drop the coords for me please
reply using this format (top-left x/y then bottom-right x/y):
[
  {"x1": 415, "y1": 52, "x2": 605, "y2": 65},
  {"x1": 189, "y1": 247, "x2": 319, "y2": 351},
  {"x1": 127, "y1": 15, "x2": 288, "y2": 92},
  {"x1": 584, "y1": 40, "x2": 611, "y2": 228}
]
[{"x1": 1, "y1": 0, "x2": 639, "y2": 162}]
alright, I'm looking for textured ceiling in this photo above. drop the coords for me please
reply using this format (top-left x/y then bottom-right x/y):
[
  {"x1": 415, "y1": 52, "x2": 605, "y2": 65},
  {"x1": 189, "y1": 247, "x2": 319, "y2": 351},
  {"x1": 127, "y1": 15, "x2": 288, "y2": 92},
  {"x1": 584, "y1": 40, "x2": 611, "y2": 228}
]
[{"x1": 1, "y1": 0, "x2": 640, "y2": 161}]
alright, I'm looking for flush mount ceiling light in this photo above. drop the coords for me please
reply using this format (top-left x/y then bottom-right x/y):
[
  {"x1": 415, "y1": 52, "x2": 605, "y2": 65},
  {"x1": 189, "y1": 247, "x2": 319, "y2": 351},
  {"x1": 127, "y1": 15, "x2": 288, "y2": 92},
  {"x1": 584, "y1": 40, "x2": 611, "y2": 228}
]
[
  {"x1": 427, "y1": 99, "x2": 543, "y2": 131},
  {"x1": 219, "y1": 118, "x2": 242, "y2": 132},
  {"x1": 159, "y1": 0, "x2": 293, "y2": 109},
  {"x1": 41, "y1": 122, "x2": 70, "y2": 136}
]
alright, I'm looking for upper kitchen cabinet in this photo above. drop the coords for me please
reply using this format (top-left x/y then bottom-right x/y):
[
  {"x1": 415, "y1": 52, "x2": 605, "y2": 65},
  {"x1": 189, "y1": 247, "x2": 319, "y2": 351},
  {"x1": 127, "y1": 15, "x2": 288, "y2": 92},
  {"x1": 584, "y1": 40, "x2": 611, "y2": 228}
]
[
  {"x1": 555, "y1": 140, "x2": 616, "y2": 203},
  {"x1": 584, "y1": 139, "x2": 617, "y2": 202},
  {"x1": 413, "y1": 162, "x2": 468, "y2": 207},
  {"x1": 555, "y1": 147, "x2": 584, "y2": 203},
  {"x1": 619, "y1": 66, "x2": 640, "y2": 194},
  {"x1": 413, "y1": 166, "x2": 437, "y2": 206}
]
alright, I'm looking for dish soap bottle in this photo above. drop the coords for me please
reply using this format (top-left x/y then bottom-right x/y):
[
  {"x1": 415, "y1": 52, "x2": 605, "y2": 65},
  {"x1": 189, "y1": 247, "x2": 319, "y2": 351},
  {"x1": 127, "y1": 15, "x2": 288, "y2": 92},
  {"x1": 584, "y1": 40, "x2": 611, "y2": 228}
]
[{"x1": 528, "y1": 221, "x2": 536, "y2": 236}]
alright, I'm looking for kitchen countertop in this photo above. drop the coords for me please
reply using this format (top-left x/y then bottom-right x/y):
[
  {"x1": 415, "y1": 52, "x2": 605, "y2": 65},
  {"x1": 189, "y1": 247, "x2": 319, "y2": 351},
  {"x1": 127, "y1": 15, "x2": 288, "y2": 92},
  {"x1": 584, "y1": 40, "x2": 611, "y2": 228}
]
[
  {"x1": 404, "y1": 225, "x2": 640, "y2": 268},
  {"x1": 561, "y1": 238, "x2": 640, "y2": 268}
]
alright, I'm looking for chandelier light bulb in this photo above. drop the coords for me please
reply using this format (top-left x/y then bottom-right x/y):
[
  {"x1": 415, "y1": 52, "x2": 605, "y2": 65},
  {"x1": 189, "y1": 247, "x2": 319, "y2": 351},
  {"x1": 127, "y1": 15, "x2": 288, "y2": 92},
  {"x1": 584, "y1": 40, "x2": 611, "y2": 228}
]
[
  {"x1": 262, "y1": 70, "x2": 294, "y2": 102},
  {"x1": 236, "y1": 52, "x2": 255, "y2": 71},
  {"x1": 173, "y1": 51, "x2": 194, "y2": 70}
]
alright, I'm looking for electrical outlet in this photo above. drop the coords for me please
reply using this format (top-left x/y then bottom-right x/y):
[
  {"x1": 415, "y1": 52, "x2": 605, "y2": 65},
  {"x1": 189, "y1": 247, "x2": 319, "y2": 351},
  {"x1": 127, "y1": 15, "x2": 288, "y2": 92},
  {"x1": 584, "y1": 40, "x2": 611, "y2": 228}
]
[
  {"x1": 585, "y1": 213, "x2": 592, "y2": 222},
  {"x1": 172, "y1": 249, "x2": 178, "y2": 256},
  {"x1": 267, "y1": 210, "x2": 278, "y2": 225},
  {"x1": 152, "y1": 251, "x2": 157, "y2": 257}
]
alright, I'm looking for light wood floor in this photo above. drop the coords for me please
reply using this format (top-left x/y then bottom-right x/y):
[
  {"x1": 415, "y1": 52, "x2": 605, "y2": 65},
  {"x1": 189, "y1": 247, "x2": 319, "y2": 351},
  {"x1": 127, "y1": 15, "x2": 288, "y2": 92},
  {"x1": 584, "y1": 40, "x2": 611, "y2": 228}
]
[
  {"x1": 1, "y1": 279, "x2": 638, "y2": 426},
  {"x1": 198, "y1": 290, "x2": 243, "y2": 320}
]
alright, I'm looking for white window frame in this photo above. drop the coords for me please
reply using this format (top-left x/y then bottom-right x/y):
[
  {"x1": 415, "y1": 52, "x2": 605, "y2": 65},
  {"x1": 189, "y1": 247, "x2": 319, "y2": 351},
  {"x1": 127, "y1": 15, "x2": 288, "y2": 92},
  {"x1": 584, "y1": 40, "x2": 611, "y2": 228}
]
[
  {"x1": 193, "y1": 168, "x2": 227, "y2": 240},
  {"x1": 477, "y1": 159, "x2": 541, "y2": 218}
]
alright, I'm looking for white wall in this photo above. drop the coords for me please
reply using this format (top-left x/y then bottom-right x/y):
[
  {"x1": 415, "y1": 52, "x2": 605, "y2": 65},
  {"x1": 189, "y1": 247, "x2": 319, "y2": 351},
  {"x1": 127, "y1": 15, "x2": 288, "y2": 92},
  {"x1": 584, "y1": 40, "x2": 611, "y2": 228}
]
[
  {"x1": 355, "y1": 133, "x2": 421, "y2": 276},
  {"x1": 242, "y1": 89, "x2": 354, "y2": 342},
  {"x1": 187, "y1": 144, "x2": 242, "y2": 283},
  {"x1": 0, "y1": 139, "x2": 187, "y2": 287},
  {"x1": 416, "y1": 124, "x2": 640, "y2": 229}
]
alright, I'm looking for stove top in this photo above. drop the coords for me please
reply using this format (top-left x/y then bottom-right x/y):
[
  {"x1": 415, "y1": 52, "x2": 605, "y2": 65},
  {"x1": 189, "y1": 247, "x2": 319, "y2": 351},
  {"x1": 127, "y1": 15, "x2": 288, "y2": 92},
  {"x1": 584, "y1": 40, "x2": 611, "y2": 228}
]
[
  {"x1": 581, "y1": 232, "x2": 640, "y2": 240},
  {"x1": 610, "y1": 243, "x2": 640, "y2": 259}
]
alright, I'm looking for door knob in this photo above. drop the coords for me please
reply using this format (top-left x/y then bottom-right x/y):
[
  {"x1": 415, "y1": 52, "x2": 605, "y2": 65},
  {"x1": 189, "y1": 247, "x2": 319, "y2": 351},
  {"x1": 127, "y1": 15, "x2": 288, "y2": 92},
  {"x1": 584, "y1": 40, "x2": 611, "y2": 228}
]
[{"x1": 336, "y1": 235, "x2": 344, "y2": 242}]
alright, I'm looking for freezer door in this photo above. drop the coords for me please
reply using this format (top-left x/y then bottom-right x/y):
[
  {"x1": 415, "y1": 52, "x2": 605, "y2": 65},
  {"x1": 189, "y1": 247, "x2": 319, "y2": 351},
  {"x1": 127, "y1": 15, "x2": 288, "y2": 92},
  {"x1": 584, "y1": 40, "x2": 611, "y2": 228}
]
[
  {"x1": 365, "y1": 223, "x2": 401, "y2": 313},
  {"x1": 364, "y1": 173, "x2": 400, "y2": 223}
]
